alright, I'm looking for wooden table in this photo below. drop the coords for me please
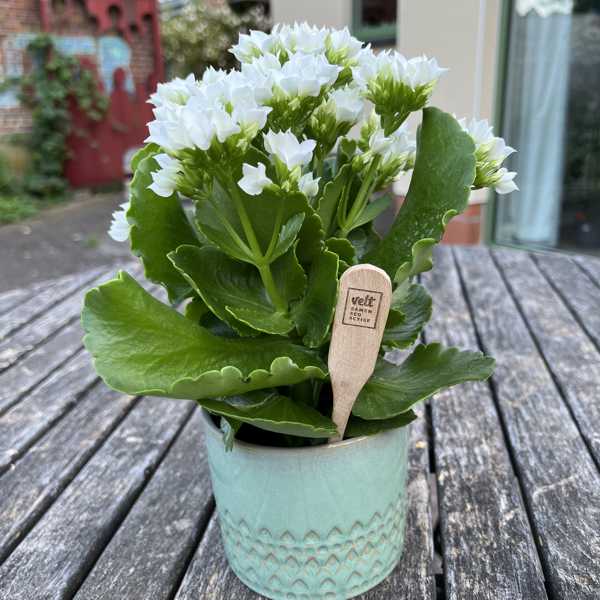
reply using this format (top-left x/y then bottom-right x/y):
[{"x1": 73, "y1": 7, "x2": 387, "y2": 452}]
[{"x1": 1, "y1": 245, "x2": 599, "y2": 600}]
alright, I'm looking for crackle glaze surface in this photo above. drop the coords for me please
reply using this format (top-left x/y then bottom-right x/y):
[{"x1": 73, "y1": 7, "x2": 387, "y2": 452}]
[{"x1": 202, "y1": 411, "x2": 410, "y2": 600}]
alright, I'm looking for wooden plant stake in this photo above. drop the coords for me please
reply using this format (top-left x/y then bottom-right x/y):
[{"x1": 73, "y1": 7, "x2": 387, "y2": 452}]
[{"x1": 328, "y1": 264, "x2": 392, "y2": 442}]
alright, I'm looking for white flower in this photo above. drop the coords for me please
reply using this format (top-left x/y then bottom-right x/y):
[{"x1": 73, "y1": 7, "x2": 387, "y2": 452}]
[
  {"x1": 238, "y1": 162, "x2": 273, "y2": 196},
  {"x1": 275, "y1": 22, "x2": 329, "y2": 55},
  {"x1": 458, "y1": 117, "x2": 518, "y2": 192},
  {"x1": 459, "y1": 117, "x2": 515, "y2": 160},
  {"x1": 368, "y1": 129, "x2": 392, "y2": 156},
  {"x1": 458, "y1": 116, "x2": 493, "y2": 146},
  {"x1": 298, "y1": 172, "x2": 320, "y2": 197},
  {"x1": 327, "y1": 27, "x2": 362, "y2": 60},
  {"x1": 241, "y1": 53, "x2": 281, "y2": 103},
  {"x1": 263, "y1": 130, "x2": 316, "y2": 170},
  {"x1": 404, "y1": 56, "x2": 446, "y2": 88},
  {"x1": 108, "y1": 202, "x2": 131, "y2": 242},
  {"x1": 353, "y1": 50, "x2": 445, "y2": 91},
  {"x1": 230, "y1": 29, "x2": 274, "y2": 63},
  {"x1": 494, "y1": 168, "x2": 518, "y2": 195},
  {"x1": 148, "y1": 154, "x2": 181, "y2": 197},
  {"x1": 386, "y1": 125, "x2": 416, "y2": 160},
  {"x1": 488, "y1": 137, "x2": 516, "y2": 162},
  {"x1": 145, "y1": 104, "x2": 192, "y2": 152},
  {"x1": 149, "y1": 74, "x2": 197, "y2": 108},
  {"x1": 277, "y1": 53, "x2": 341, "y2": 97},
  {"x1": 328, "y1": 86, "x2": 364, "y2": 123},
  {"x1": 211, "y1": 107, "x2": 242, "y2": 143}
]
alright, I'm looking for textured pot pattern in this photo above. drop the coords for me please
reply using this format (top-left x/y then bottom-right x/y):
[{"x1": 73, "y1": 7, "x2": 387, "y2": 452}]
[{"x1": 202, "y1": 411, "x2": 410, "y2": 600}]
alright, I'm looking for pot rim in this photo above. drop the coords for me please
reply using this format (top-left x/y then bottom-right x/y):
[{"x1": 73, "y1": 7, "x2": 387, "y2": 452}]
[{"x1": 200, "y1": 408, "x2": 402, "y2": 455}]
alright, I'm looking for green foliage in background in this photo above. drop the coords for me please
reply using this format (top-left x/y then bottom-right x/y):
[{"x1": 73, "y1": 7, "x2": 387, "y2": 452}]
[
  {"x1": 17, "y1": 35, "x2": 108, "y2": 199},
  {"x1": 162, "y1": 1, "x2": 270, "y2": 78}
]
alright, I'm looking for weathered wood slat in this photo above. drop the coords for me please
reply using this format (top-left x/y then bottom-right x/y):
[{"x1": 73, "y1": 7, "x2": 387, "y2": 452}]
[
  {"x1": 573, "y1": 254, "x2": 600, "y2": 287},
  {"x1": 422, "y1": 247, "x2": 546, "y2": 600},
  {"x1": 174, "y1": 417, "x2": 435, "y2": 600},
  {"x1": 0, "y1": 383, "x2": 136, "y2": 563},
  {"x1": 0, "y1": 350, "x2": 99, "y2": 474},
  {"x1": 494, "y1": 249, "x2": 600, "y2": 466},
  {"x1": 0, "y1": 319, "x2": 83, "y2": 415},
  {"x1": 533, "y1": 253, "x2": 600, "y2": 351},
  {"x1": 0, "y1": 268, "x2": 103, "y2": 341},
  {"x1": 0, "y1": 279, "x2": 55, "y2": 316},
  {"x1": 0, "y1": 272, "x2": 107, "y2": 373},
  {"x1": 454, "y1": 246, "x2": 600, "y2": 600},
  {"x1": 75, "y1": 409, "x2": 213, "y2": 600},
  {"x1": 0, "y1": 396, "x2": 194, "y2": 600},
  {"x1": 0, "y1": 263, "x2": 141, "y2": 373}
]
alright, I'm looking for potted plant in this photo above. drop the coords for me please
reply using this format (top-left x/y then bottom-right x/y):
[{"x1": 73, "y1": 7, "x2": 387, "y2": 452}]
[{"x1": 82, "y1": 23, "x2": 516, "y2": 600}]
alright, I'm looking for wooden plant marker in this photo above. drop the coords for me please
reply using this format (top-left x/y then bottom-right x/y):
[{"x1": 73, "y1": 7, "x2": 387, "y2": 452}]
[{"x1": 328, "y1": 264, "x2": 392, "y2": 442}]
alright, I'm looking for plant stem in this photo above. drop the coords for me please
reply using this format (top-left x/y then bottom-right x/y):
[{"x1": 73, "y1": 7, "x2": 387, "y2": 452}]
[
  {"x1": 215, "y1": 166, "x2": 288, "y2": 313},
  {"x1": 340, "y1": 155, "x2": 380, "y2": 236},
  {"x1": 258, "y1": 264, "x2": 287, "y2": 313}
]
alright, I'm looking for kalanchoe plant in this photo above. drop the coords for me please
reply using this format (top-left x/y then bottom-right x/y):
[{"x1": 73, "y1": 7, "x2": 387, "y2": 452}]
[{"x1": 84, "y1": 24, "x2": 516, "y2": 449}]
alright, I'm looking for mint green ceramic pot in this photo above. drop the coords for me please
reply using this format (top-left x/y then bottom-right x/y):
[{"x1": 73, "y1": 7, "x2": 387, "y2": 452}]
[{"x1": 202, "y1": 410, "x2": 410, "y2": 600}]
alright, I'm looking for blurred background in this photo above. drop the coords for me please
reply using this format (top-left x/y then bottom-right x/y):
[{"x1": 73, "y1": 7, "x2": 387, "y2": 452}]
[{"x1": 0, "y1": 0, "x2": 598, "y2": 291}]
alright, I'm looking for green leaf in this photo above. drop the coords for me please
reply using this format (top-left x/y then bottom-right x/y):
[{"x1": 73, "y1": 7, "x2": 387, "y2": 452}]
[
  {"x1": 367, "y1": 108, "x2": 476, "y2": 278},
  {"x1": 350, "y1": 193, "x2": 393, "y2": 231},
  {"x1": 201, "y1": 393, "x2": 337, "y2": 438},
  {"x1": 184, "y1": 296, "x2": 210, "y2": 323},
  {"x1": 353, "y1": 343, "x2": 495, "y2": 419},
  {"x1": 270, "y1": 212, "x2": 305, "y2": 262},
  {"x1": 317, "y1": 164, "x2": 352, "y2": 237},
  {"x1": 130, "y1": 143, "x2": 159, "y2": 171},
  {"x1": 326, "y1": 237, "x2": 356, "y2": 266},
  {"x1": 383, "y1": 283, "x2": 432, "y2": 349},
  {"x1": 292, "y1": 249, "x2": 339, "y2": 348},
  {"x1": 345, "y1": 411, "x2": 418, "y2": 438},
  {"x1": 169, "y1": 245, "x2": 292, "y2": 336},
  {"x1": 348, "y1": 225, "x2": 381, "y2": 261},
  {"x1": 271, "y1": 246, "x2": 308, "y2": 304},
  {"x1": 393, "y1": 209, "x2": 456, "y2": 286},
  {"x1": 128, "y1": 152, "x2": 200, "y2": 303},
  {"x1": 82, "y1": 271, "x2": 327, "y2": 400}
]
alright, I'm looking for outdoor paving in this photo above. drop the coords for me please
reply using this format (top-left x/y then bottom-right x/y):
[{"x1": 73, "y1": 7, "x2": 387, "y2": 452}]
[{"x1": 0, "y1": 192, "x2": 129, "y2": 292}]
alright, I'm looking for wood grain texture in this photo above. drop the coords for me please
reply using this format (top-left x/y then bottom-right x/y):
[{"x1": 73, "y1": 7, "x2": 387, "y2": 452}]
[
  {"x1": 0, "y1": 263, "x2": 141, "y2": 373},
  {"x1": 0, "y1": 271, "x2": 109, "y2": 373},
  {"x1": 422, "y1": 247, "x2": 546, "y2": 600},
  {"x1": 329, "y1": 264, "x2": 392, "y2": 440},
  {"x1": 0, "y1": 279, "x2": 55, "y2": 316},
  {"x1": 0, "y1": 319, "x2": 83, "y2": 415},
  {"x1": 0, "y1": 349, "x2": 99, "y2": 474},
  {"x1": 494, "y1": 248, "x2": 600, "y2": 466},
  {"x1": 0, "y1": 384, "x2": 136, "y2": 563},
  {"x1": 75, "y1": 409, "x2": 213, "y2": 600},
  {"x1": 454, "y1": 245, "x2": 600, "y2": 600},
  {"x1": 0, "y1": 396, "x2": 194, "y2": 600},
  {"x1": 0, "y1": 268, "x2": 103, "y2": 341},
  {"x1": 574, "y1": 254, "x2": 600, "y2": 288},
  {"x1": 533, "y1": 253, "x2": 600, "y2": 351},
  {"x1": 174, "y1": 416, "x2": 435, "y2": 600}
]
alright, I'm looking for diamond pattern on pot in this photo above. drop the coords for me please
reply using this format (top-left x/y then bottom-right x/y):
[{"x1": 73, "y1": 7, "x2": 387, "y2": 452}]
[{"x1": 218, "y1": 491, "x2": 408, "y2": 600}]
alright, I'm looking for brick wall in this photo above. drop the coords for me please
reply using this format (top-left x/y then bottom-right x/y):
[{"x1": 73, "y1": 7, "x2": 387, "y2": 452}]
[{"x1": 0, "y1": 0, "x2": 159, "y2": 139}]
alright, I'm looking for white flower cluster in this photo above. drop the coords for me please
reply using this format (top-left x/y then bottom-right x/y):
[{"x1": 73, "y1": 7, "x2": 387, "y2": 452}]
[
  {"x1": 353, "y1": 50, "x2": 446, "y2": 92},
  {"x1": 108, "y1": 23, "x2": 518, "y2": 243},
  {"x1": 239, "y1": 130, "x2": 320, "y2": 197},
  {"x1": 459, "y1": 117, "x2": 518, "y2": 195}
]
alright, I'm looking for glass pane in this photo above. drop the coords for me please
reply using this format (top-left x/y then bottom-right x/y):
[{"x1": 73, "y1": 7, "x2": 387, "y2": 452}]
[
  {"x1": 493, "y1": 1, "x2": 600, "y2": 254},
  {"x1": 359, "y1": 0, "x2": 397, "y2": 27}
]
